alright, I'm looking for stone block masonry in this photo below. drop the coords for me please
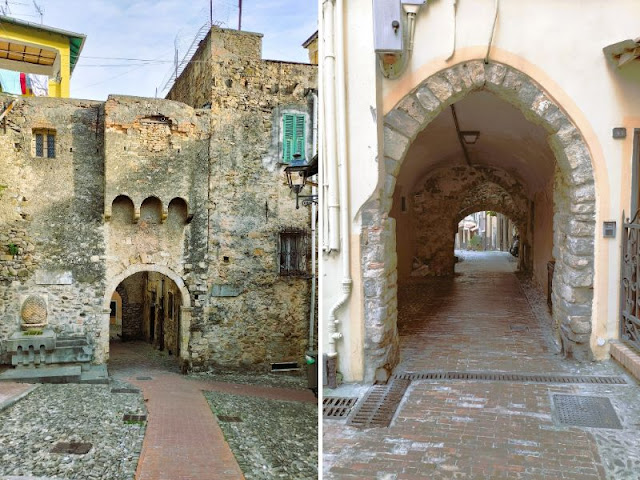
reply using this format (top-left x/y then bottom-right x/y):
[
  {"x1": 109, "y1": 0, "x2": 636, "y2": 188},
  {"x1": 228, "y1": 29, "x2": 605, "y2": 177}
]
[
  {"x1": 360, "y1": 61, "x2": 596, "y2": 382},
  {"x1": 0, "y1": 27, "x2": 317, "y2": 372}
]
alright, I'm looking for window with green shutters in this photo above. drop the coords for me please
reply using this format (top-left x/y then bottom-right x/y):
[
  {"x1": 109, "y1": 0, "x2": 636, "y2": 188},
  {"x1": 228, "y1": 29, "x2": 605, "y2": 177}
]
[{"x1": 282, "y1": 113, "x2": 305, "y2": 163}]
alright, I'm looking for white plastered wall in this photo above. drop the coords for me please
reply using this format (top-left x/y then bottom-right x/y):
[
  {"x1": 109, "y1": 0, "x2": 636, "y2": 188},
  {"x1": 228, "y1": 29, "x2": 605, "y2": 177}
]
[{"x1": 322, "y1": 0, "x2": 640, "y2": 383}]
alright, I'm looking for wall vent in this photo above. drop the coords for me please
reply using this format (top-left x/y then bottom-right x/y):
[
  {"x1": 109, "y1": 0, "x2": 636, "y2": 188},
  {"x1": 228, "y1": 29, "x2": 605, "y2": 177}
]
[{"x1": 271, "y1": 361, "x2": 300, "y2": 372}]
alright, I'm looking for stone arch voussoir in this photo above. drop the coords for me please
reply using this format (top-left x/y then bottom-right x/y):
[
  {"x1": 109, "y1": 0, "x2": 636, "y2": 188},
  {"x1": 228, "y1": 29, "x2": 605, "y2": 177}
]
[{"x1": 362, "y1": 61, "x2": 596, "y2": 382}]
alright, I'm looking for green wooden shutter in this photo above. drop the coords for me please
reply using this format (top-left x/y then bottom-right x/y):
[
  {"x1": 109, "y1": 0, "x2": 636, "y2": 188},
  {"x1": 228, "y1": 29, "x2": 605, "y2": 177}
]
[
  {"x1": 294, "y1": 115, "x2": 305, "y2": 161},
  {"x1": 283, "y1": 114, "x2": 294, "y2": 162},
  {"x1": 282, "y1": 114, "x2": 305, "y2": 163}
]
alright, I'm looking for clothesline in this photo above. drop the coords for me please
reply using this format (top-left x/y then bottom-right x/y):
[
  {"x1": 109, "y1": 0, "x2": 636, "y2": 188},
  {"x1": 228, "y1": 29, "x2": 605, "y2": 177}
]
[{"x1": 0, "y1": 68, "x2": 48, "y2": 96}]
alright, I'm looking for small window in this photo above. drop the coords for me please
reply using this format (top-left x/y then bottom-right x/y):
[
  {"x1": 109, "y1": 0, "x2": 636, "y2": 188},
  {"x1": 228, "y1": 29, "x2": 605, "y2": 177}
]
[
  {"x1": 33, "y1": 129, "x2": 56, "y2": 158},
  {"x1": 278, "y1": 227, "x2": 308, "y2": 276},
  {"x1": 282, "y1": 113, "x2": 305, "y2": 163}
]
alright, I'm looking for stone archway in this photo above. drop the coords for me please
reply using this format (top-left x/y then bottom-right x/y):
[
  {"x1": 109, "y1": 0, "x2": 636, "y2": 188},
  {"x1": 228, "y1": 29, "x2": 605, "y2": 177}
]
[
  {"x1": 100, "y1": 264, "x2": 193, "y2": 365},
  {"x1": 361, "y1": 61, "x2": 595, "y2": 382}
]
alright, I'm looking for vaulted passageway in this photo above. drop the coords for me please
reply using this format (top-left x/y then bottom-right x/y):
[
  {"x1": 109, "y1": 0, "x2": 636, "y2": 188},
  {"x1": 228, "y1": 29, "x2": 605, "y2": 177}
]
[
  {"x1": 391, "y1": 89, "x2": 560, "y2": 368},
  {"x1": 108, "y1": 271, "x2": 184, "y2": 368},
  {"x1": 397, "y1": 251, "x2": 558, "y2": 373},
  {"x1": 362, "y1": 63, "x2": 597, "y2": 381}
]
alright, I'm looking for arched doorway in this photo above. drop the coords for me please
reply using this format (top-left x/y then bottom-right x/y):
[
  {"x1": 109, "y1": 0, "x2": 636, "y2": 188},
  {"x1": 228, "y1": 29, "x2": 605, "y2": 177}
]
[
  {"x1": 101, "y1": 264, "x2": 192, "y2": 367},
  {"x1": 361, "y1": 61, "x2": 596, "y2": 382}
]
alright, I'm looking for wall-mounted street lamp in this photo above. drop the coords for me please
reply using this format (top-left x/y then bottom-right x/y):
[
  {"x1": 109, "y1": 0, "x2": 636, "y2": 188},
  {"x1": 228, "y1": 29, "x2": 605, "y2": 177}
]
[{"x1": 285, "y1": 154, "x2": 318, "y2": 209}]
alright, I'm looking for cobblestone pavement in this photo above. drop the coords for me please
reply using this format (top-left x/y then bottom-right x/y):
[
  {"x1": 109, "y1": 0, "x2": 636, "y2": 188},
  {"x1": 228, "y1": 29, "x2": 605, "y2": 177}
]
[
  {"x1": 205, "y1": 391, "x2": 318, "y2": 479},
  {"x1": 324, "y1": 251, "x2": 640, "y2": 480},
  {"x1": 109, "y1": 341, "x2": 316, "y2": 480},
  {"x1": 0, "y1": 383, "x2": 146, "y2": 480}
]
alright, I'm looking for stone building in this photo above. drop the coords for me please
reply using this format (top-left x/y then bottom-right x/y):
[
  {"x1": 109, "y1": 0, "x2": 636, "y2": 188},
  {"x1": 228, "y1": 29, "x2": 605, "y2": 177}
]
[
  {"x1": 0, "y1": 26, "x2": 317, "y2": 374},
  {"x1": 321, "y1": 0, "x2": 640, "y2": 383}
]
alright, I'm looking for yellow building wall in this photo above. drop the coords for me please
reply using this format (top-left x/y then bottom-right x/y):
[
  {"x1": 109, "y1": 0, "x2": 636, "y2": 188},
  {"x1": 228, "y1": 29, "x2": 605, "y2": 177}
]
[{"x1": 0, "y1": 23, "x2": 72, "y2": 97}]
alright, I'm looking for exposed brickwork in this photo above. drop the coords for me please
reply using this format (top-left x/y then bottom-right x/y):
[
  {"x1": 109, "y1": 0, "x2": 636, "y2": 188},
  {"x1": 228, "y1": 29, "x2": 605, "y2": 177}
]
[
  {"x1": 324, "y1": 255, "x2": 630, "y2": 479},
  {"x1": 610, "y1": 341, "x2": 640, "y2": 382}
]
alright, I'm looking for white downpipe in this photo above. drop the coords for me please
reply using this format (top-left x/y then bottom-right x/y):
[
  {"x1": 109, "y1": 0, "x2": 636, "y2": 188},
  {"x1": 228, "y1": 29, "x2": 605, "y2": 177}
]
[
  {"x1": 445, "y1": 0, "x2": 457, "y2": 61},
  {"x1": 309, "y1": 92, "x2": 318, "y2": 350},
  {"x1": 327, "y1": 0, "x2": 352, "y2": 358},
  {"x1": 324, "y1": 0, "x2": 340, "y2": 253}
]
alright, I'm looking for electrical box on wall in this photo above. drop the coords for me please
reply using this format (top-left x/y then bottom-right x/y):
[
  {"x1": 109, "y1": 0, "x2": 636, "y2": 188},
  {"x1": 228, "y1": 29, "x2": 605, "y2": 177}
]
[
  {"x1": 373, "y1": 0, "x2": 404, "y2": 53},
  {"x1": 603, "y1": 221, "x2": 616, "y2": 238}
]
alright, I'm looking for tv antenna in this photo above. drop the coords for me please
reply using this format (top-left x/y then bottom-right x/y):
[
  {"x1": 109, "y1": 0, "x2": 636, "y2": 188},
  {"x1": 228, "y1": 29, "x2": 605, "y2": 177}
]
[{"x1": 33, "y1": 0, "x2": 44, "y2": 24}]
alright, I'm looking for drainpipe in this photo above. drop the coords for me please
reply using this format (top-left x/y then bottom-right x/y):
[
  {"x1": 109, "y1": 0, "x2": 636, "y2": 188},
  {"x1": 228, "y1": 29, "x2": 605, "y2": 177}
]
[
  {"x1": 327, "y1": 0, "x2": 352, "y2": 388},
  {"x1": 309, "y1": 92, "x2": 318, "y2": 350},
  {"x1": 324, "y1": 0, "x2": 340, "y2": 253}
]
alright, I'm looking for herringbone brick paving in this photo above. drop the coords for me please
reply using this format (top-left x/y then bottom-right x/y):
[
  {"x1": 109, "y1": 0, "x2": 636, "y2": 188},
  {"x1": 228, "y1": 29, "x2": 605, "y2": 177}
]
[{"x1": 323, "y1": 251, "x2": 640, "y2": 479}]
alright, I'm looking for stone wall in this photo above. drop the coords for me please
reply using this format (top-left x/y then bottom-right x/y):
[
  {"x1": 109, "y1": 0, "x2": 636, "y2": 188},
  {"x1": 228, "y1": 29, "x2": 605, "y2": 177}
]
[
  {"x1": 168, "y1": 27, "x2": 317, "y2": 371},
  {"x1": 102, "y1": 95, "x2": 210, "y2": 363},
  {"x1": 0, "y1": 27, "x2": 318, "y2": 372},
  {"x1": 408, "y1": 165, "x2": 530, "y2": 278},
  {"x1": 0, "y1": 96, "x2": 105, "y2": 363},
  {"x1": 118, "y1": 275, "x2": 144, "y2": 340}
]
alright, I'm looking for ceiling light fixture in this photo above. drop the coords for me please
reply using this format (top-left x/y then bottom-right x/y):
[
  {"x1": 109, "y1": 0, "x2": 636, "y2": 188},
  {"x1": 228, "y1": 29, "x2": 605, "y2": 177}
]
[{"x1": 460, "y1": 131, "x2": 480, "y2": 145}]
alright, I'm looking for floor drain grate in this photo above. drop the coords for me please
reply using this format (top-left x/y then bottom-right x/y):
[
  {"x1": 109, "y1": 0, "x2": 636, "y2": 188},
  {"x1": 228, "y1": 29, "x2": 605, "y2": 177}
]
[
  {"x1": 323, "y1": 397, "x2": 358, "y2": 419},
  {"x1": 50, "y1": 442, "x2": 92, "y2": 455},
  {"x1": 136, "y1": 376, "x2": 153, "y2": 380},
  {"x1": 348, "y1": 379, "x2": 410, "y2": 428},
  {"x1": 553, "y1": 394, "x2": 622, "y2": 429},
  {"x1": 393, "y1": 371, "x2": 627, "y2": 385},
  {"x1": 123, "y1": 414, "x2": 147, "y2": 422},
  {"x1": 111, "y1": 388, "x2": 140, "y2": 394},
  {"x1": 217, "y1": 415, "x2": 242, "y2": 422}
]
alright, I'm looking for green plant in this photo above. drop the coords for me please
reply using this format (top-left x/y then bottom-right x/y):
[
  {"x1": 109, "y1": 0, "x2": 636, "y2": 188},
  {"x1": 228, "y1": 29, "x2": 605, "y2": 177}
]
[
  {"x1": 23, "y1": 329, "x2": 43, "y2": 336},
  {"x1": 7, "y1": 243, "x2": 18, "y2": 256},
  {"x1": 124, "y1": 419, "x2": 145, "y2": 425},
  {"x1": 468, "y1": 235, "x2": 483, "y2": 251}
]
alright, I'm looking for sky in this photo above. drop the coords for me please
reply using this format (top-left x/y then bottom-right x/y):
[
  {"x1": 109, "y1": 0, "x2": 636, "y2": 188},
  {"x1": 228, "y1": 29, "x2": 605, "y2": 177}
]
[{"x1": 0, "y1": 0, "x2": 318, "y2": 100}]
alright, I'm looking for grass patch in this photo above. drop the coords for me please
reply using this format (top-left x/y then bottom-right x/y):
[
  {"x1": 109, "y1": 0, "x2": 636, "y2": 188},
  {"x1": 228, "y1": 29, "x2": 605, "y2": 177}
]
[{"x1": 23, "y1": 329, "x2": 43, "y2": 336}]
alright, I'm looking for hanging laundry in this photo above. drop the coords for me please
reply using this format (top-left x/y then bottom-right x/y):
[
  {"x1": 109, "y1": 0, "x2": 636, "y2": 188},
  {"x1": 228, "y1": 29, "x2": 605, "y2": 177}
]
[
  {"x1": 27, "y1": 74, "x2": 48, "y2": 96},
  {"x1": 19, "y1": 73, "x2": 26, "y2": 95},
  {"x1": 0, "y1": 69, "x2": 22, "y2": 95},
  {"x1": 25, "y1": 74, "x2": 32, "y2": 95}
]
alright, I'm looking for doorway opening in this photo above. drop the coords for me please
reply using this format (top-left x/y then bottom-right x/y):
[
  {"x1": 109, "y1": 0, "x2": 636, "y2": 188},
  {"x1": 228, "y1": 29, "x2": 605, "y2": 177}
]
[{"x1": 109, "y1": 271, "x2": 183, "y2": 361}]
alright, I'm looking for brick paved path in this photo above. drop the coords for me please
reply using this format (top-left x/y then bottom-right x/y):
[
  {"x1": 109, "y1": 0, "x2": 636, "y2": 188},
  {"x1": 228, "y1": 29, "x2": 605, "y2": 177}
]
[
  {"x1": 324, "y1": 251, "x2": 640, "y2": 479},
  {"x1": 109, "y1": 342, "x2": 314, "y2": 480},
  {"x1": 0, "y1": 382, "x2": 36, "y2": 412}
]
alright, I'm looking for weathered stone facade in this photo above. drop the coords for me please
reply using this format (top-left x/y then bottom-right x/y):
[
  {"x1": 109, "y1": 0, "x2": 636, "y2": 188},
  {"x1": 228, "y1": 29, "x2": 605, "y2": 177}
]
[
  {"x1": 0, "y1": 27, "x2": 317, "y2": 372},
  {"x1": 405, "y1": 165, "x2": 530, "y2": 277},
  {"x1": 361, "y1": 61, "x2": 596, "y2": 382}
]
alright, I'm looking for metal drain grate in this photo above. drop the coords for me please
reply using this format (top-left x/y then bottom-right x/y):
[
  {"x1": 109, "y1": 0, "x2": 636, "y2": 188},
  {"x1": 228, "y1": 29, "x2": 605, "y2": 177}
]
[
  {"x1": 50, "y1": 442, "x2": 92, "y2": 455},
  {"x1": 217, "y1": 415, "x2": 242, "y2": 422},
  {"x1": 323, "y1": 397, "x2": 358, "y2": 419},
  {"x1": 553, "y1": 394, "x2": 622, "y2": 429},
  {"x1": 348, "y1": 379, "x2": 410, "y2": 428},
  {"x1": 136, "y1": 376, "x2": 153, "y2": 380},
  {"x1": 111, "y1": 388, "x2": 140, "y2": 394},
  {"x1": 123, "y1": 414, "x2": 147, "y2": 422},
  {"x1": 393, "y1": 371, "x2": 627, "y2": 385}
]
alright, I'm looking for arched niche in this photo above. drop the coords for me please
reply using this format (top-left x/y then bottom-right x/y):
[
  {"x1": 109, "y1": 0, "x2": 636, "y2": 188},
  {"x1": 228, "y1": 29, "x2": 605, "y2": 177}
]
[
  {"x1": 140, "y1": 196, "x2": 163, "y2": 224},
  {"x1": 111, "y1": 195, "x2": 135, "y2": 224}
]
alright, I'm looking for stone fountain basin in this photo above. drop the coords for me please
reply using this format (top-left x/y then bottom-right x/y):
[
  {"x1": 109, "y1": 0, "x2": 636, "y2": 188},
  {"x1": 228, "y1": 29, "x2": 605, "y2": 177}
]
[{"x1": 6, "y1": 329, "x2": 56, "y2": 352}]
